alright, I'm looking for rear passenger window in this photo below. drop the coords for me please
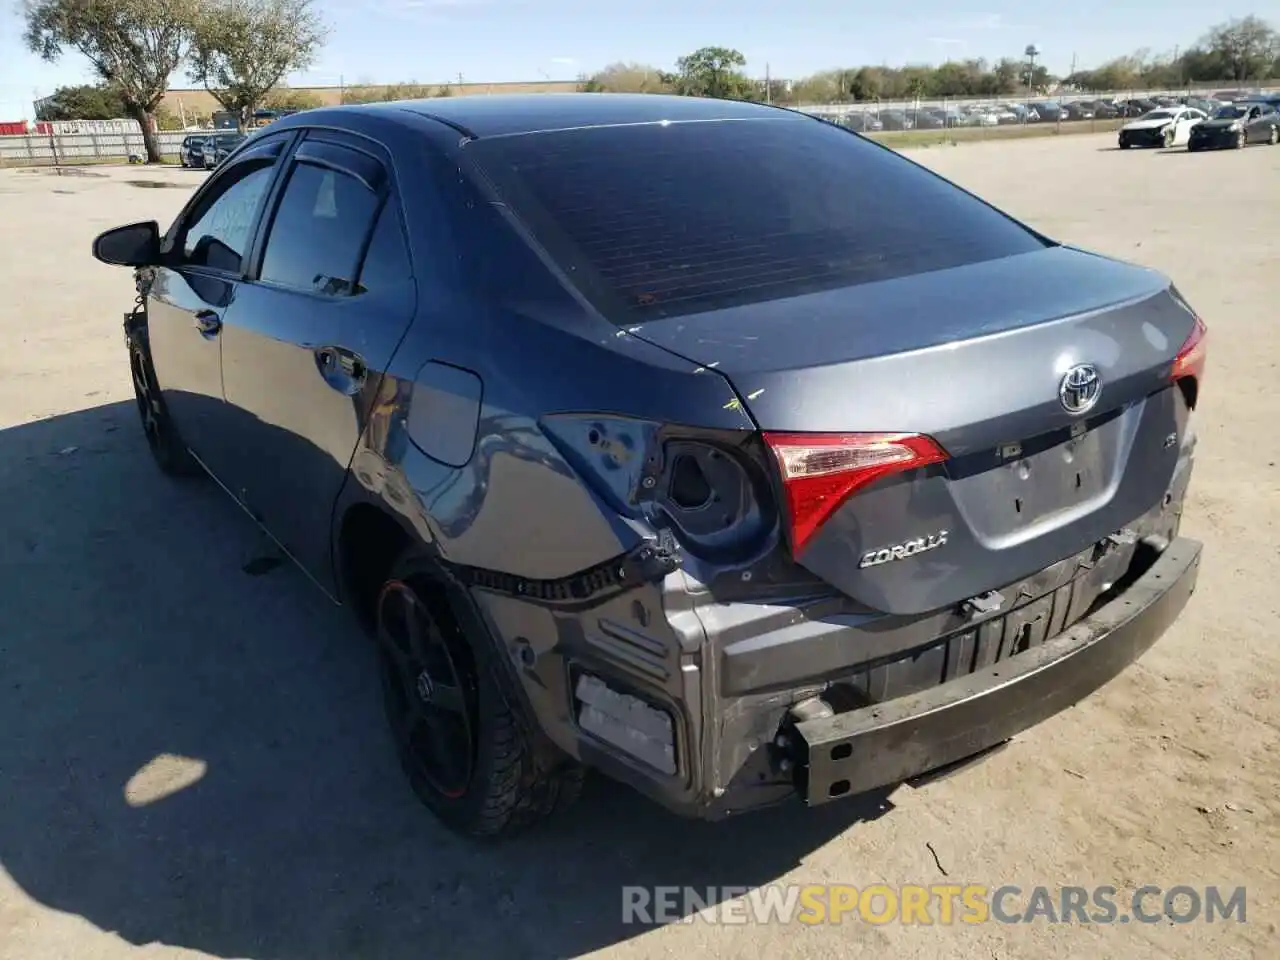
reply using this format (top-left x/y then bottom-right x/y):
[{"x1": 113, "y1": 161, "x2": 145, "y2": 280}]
[
  {"x1": 259, "y1": 160, "x2": 380, "y2": 295},
  {"x1": 356, "y1": 201, "x2": 412, "y2": 295}
]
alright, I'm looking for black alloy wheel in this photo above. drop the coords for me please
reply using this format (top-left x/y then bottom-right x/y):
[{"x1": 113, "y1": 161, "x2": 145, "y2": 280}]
[
  {"x1": 128, "y1": 334, "x2": 200, "y2": 477},
  {"x1": 375, "y1": 576, "x2": 478, "y2": 802},
  {"x1": 371, "y1": 555, "x2": 586, "y2": 837}
]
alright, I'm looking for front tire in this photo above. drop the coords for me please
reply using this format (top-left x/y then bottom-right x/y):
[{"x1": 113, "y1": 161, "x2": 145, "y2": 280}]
[
  {"x1": 1235, "y1": 130, "x2": 1247, "y2": 149},
  {"x1": 128, "y1": 329, "x2": 201, "y2": 478},
  {"x1": 1269, "y1": 126, "x2": 1278, "y2": 146},
  {"x1": 374, "y1": 554, "x2": 584, "y2": 837},
  {"x1": 1162, "y1": 127, "x2": 1175, "y2": 148}
]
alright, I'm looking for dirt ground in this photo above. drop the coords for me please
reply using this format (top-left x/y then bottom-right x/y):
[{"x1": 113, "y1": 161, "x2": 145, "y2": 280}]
[{"x1": 0, "y1": 133, "x2": 1276, "y2": 960}]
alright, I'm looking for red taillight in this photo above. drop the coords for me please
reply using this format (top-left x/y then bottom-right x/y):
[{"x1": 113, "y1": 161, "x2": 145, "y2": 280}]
[
  {"x1": 1171, "y1": 314, "x2": 1207, "y2": 386},
  {"x1": 762, "y1": 432, "x2": 948, "y2": 555}
]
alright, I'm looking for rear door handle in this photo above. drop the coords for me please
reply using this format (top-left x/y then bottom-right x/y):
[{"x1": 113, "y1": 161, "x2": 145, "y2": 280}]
[
  {"x1": 315, "y1": 346, "x2": 368, "y2": 395},
  {"x1": 194, "y1": 310, "x2": 222, "y2": 338}
]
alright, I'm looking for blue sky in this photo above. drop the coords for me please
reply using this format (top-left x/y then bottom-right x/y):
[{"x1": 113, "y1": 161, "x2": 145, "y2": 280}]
[{"x1": 0, "y1": 0, "x2": 1269, "y2": 119}]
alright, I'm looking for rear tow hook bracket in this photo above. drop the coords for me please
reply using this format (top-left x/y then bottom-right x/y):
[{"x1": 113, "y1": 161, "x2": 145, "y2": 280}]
[
  {"x1": 1105, "y1": 529, "x2": 1139, "y2": 549},
  {"x1": 961, "y1": 590, "x2": 1006, "y2": 618}
]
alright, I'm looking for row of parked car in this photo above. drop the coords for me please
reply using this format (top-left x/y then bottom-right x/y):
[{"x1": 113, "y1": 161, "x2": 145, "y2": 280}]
[
  {"x1": 178, "y1": 130, "x2": 248, "y2": 170},
  {"x1": 1118, "y1": 96, "x2": 1280, "y2": 151},
  {"x1": 833, "y1": 89, "x2": 1274, "y2": 132}
]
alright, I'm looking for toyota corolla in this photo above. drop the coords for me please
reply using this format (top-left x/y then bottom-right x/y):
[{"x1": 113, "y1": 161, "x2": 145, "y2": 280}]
[{"x1": 91, "y1": 94, "x2": 1206, "y2": 837}]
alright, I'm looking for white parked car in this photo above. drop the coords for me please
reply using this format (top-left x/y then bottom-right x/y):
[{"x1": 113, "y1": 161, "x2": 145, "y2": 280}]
[{"x1": 1118, "y1": 106, "x2": 1207, "y2": 149}]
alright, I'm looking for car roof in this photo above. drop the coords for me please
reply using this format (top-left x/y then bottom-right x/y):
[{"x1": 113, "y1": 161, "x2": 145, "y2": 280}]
[{"x1": 342, "y1": 93, "x2": 792, "y2": 139}]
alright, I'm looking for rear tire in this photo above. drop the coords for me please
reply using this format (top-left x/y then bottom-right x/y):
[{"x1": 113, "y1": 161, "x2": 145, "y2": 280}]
[
  {"x1": 128, "y1": 329, "x2": 201, "y2": 478},
  {"x1": 374, "y1": 552, "x2": 585, "y2": 837}
]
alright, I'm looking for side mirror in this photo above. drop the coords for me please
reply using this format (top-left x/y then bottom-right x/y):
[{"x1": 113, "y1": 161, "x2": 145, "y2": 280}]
[{"x1": 92, "y1": 220, "x2": 161, "y2": 267}]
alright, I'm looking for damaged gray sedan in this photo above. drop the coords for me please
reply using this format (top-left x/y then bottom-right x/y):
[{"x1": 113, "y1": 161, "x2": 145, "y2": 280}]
[{"x1": 91, "y1": 93, "x2": 1207, "y2": 836}]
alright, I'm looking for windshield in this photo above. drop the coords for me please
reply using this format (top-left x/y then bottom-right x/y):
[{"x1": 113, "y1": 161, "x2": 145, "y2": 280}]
[
  {"x1": 467, "y1": 116, "x2": 1048, "y2": 321},
  {"x1": 1214, "y1": 106, "x2": 1248, "y2": 119},
  {"x1": 1142, "y1": 110, "x2": 1177, "y2": 121}
]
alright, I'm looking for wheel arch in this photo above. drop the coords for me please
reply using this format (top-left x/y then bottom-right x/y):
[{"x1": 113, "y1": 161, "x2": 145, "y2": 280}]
[{"x1": 334, "y1": 498, "x2": 418, "y2": 634}]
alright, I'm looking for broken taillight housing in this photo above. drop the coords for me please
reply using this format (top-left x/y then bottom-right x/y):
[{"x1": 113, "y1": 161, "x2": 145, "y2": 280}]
[
  {"x1": 1171, "y1": 314, "x2": 1207, "y2": 387},
  {"x1": 762, "y1": 432, "x2": 948, "y2": 555}
]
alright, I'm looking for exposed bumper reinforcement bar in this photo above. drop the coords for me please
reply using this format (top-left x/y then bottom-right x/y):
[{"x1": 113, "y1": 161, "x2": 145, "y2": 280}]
[{"x1": 794, "y1": 536, "x2": 1203, "y2": 805}]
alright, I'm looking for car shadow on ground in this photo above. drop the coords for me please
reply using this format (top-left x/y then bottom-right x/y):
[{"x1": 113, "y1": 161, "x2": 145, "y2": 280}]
[{"x1": 0, "y1": 401, "x2": 893, "y2": 960}]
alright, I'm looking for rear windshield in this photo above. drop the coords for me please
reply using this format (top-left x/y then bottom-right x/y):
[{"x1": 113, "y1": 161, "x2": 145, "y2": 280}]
[{"x1": 466, "y1": 116, "x2": 1048, "y2": 321}]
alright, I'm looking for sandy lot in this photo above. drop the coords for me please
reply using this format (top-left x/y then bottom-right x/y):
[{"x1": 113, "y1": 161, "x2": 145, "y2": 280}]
[{"x1": 0, "y1": 134, "x2": 1276, "y2": 960}]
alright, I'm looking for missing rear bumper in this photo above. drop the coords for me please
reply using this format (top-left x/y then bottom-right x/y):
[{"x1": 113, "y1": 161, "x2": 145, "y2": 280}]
[{"x1": 792, "y1": 536, "x2": 1202, "y2": 805}]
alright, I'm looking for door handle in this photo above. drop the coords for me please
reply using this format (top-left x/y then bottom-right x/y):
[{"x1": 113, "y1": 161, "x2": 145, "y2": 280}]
[
  {"x1": 315, "y1": 346, "x2": 368, "y2": 395},
  {"x1": 194, "y1": 310, "x2": 222, "y2": 338}
]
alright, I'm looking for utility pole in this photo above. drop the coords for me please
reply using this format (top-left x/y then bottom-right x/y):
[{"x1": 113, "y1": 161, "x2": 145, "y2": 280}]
[{"x1": 765, "y1": 62, "x2": 772, "y2": 104}]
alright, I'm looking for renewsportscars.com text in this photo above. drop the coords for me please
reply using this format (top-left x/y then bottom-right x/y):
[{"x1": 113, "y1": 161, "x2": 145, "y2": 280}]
[{"x1": 622, "y1": 884, "x2": 1247, "y2": 926}]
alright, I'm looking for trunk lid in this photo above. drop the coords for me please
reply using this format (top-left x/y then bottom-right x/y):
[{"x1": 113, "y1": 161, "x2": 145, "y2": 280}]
[{"x1": 630, "y1": 245, "x2": 1198, "y2": 615}]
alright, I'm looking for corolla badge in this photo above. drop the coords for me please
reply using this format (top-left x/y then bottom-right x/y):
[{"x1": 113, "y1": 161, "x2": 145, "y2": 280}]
[
  {"x1": 859, "y1": 531, "x2": 949, "y2": 569},
  {"x1": 1059, "y1": 363, "x2": 1102, "y2": 415}
]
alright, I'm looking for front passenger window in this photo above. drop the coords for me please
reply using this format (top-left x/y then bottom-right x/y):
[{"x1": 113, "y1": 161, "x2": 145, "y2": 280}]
[{"x1": 181, "y1": 163, "x2": 275, "y2": 273}]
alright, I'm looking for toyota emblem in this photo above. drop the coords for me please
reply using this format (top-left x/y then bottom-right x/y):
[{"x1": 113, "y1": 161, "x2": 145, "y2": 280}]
[{"x1": 1059, "y1": 364, "x2": 1102, "y2": 416}]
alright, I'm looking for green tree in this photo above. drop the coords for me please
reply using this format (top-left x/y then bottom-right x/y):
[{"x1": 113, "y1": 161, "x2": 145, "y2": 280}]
[
  {"x1": 153, "y1": 106, "x2": 186, "y2": 130},
  {"x1": 22, "y1": 0, "x2": 195, "y2": 163},
  {"x1": 379, "y1": 82, "x2": 437, "y2": 101},
  {"x1": 672, "y1": 46, "x2": 755, "y2": 99},
  {"x1": 263, "y1": 86, "x2": 323, "y2": 112},
  {"x1": 35, "y1": 83, "x2": 127, "y2": 121},
  {"x1": 340, "y1": 81, "x2": 442, "y2": 104},
  {"x1": 581, "y1": 62, "x2": 670, "y2": 93},
  {"x1": 1200, "y1": 15, "x2": 1278, "y2": 80},
  {"x1": 188, "y1": 0, "x2": 328, "y2": 130}
]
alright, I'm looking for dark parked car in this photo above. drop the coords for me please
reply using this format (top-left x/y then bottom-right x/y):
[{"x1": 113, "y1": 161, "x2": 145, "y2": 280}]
[
  {"x1": 1061, "y1": 101, "x2": 1095, "y2": 121},
  {"x1": 90, "y1": 94, "x2": 1207, "y2": 837},
  {"x1": 910, "y1": 108, "x2": 946, "y2": 129},
  {"x1": 179, "y1": 134, "x2": 208, "y2": 168},
  {"x1": 1187, "y1": 102, "x2": 1280, "y2": 150},
  {"x1": 841, "y1": 111, "x2": 883, "y2": 132},
  {"x1": 877, "y1": 109, "x2": 913, "y2": 130},
  {"x1": 1032, "y1": 100, "x2": 1064, "y2": 121},
  {"x1": 1118, "y1": 98, "x2": 1157, "y2": 117},
  {"x1": 202, "y1": 132, "x2": 247, "y2": 169}
]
